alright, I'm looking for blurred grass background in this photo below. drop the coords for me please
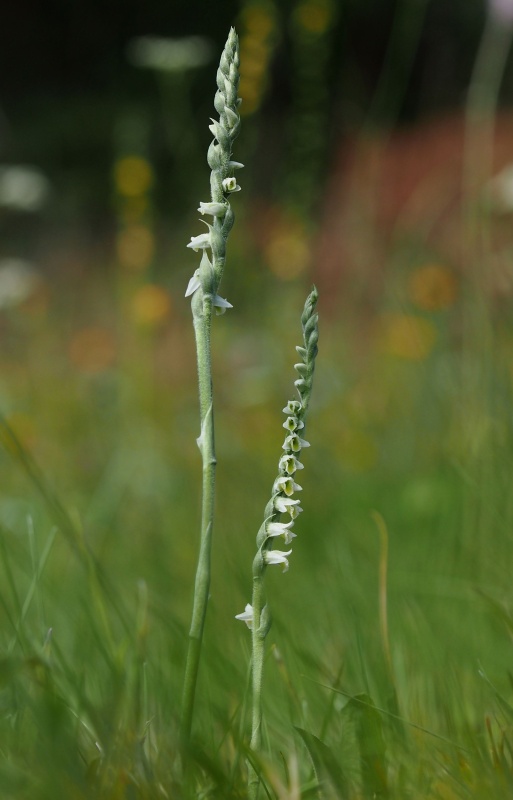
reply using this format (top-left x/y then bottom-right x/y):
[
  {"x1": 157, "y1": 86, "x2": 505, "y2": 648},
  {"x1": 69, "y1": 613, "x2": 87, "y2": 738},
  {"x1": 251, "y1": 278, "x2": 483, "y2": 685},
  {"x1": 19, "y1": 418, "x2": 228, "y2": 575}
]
[{"x1": 2, "y1": 0, "x2": 513, "y2": 797}]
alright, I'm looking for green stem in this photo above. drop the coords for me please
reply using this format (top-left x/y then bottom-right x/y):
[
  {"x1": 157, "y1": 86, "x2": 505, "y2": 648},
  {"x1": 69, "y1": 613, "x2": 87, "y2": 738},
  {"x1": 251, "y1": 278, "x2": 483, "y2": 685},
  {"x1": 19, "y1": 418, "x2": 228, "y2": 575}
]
[
  {"x1": 180, "y1": 291, "x2": 216, "y2": 742},
  {"x1": 249, "y1": 566, "x2": 265, "y2": 800}
]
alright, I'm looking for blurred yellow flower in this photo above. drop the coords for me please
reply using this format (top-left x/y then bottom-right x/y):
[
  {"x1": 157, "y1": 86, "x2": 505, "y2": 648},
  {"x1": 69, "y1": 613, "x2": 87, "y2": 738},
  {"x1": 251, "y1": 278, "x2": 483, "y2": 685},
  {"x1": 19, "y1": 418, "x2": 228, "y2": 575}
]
[
  {"x1": 116, "y1": 225, "x2": 154, "y2": 271},
  {"x1": 238, "y1": 2, "x2": 276, "y2": 115},
  {"x1": 114, "y1": 156, "x2": 153, "y2": 197},
  {"x1": 408, "y1": 264, "x2": 458, "y2": 311},
  {"x1": 380, "y1": 313, "x2": 437, "y2": 360},
  {"x1": 265, "y1": 219, "x2": 310, "y2": 279},
  {"x1": 68, "y1": 327, "x2": 117, "y2": 374},
  {"x1": 131, "y1": 284, "x2": 171, "y2": 327},
  {"x1": 241, "y1": 3, "x2": 275, "y2": 37},
  {"x1": 293, "y1": 0, "x2": 334, "y2": 34}
]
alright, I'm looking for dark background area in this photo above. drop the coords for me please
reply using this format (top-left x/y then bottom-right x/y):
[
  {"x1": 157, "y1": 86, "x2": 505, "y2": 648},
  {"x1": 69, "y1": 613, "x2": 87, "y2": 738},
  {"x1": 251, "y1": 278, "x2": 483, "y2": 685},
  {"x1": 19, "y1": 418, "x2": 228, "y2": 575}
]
[{"x1": 0, "y1": 0, "x2": 499, "y2": 227}]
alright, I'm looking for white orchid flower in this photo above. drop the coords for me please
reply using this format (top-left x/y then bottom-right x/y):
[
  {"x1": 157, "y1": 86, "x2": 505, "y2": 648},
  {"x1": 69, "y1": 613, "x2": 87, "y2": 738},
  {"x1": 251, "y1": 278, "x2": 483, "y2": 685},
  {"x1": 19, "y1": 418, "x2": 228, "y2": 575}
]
[
  {"x1": 283, "y1": 434, "x2": 310, "y2": 453},
  {"x1": 273, "y1": 495, "x2": 301, "y2": 513},
  {"x1": 283, "y1": 400, "x2": 302, "y2": 415},
  {"x1": 278, "y1": 454, "x2": 304, "y2": 474},
  {"x1": 222, "y1": 176, "x2": 241, "y2": 193},
  {"x1": 235, "y1": 603, "x2": 253, "y2": 628},
  {"x1": 187, "y1": 232, "x2": 211, "y2": 251},
  {"x1": 282, "y1": 416, "x2": 304, "y2": 432},
  {"x1": 266, "y1": 520, "x2": 296, "y2": 544},
  {"x1": 274, "y1": 476, "x2": 302, "y2": 496},
  {"x1": 264, "y1": 549, "x2": 292, "y2": 572},
  {"x1": 198, "y1": 201, "x2": 227, "y2": 217}
]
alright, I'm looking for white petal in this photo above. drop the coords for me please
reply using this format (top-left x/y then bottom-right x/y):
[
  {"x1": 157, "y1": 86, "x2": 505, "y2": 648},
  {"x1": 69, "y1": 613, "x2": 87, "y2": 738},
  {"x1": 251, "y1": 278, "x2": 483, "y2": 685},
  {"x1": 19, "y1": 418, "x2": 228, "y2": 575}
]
[
  {"x1": 213, "y1": 295, "x2": 233, "y2": 309},
  {"x1": 185, "y1": 273, "x2": 201, "y2": 297},
  {"x1": 187, "y1": 233, "x2": 211, "y2": 251},
  {"x1": 274, "y1": 496, "x2": 300, "y2": 513},
  {"x1": 198, "y1": 201, "x2": 226, "y2": 217},
  {"x1": 267, "y1": 520, "x2": 294, "y2": 537},
  {"x1": 235, "y1": 603, "x2": 253, "y2": 629},
  {"x1": 264, "y1": 549, "x2": 292, "y2": 572}
]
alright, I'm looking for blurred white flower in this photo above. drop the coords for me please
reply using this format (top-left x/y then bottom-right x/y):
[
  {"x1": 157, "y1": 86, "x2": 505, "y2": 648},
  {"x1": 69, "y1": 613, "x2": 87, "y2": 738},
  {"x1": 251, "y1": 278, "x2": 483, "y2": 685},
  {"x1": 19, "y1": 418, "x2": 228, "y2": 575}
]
[
  {"x1": 487, "y1": 163, "x2": 513, "y2": 212},
  {"x1": 489, "y1": 0, "x2": 513, "y2": 24},
  {"x1": 0, "y1": 259, "x2": 41, "y2": 309},
  {"x1": 127, "y1": 36, "x2": 214, "y2": 72},
  {"x1": 0, "y1": 166, "x2": 50, "y2": 212}
]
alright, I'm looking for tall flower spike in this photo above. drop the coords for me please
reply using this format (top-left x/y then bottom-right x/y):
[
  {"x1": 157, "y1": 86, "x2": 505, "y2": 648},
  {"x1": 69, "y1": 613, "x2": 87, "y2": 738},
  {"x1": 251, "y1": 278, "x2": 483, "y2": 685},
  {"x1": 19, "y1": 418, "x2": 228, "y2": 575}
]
[
  {"x1": 186, "y1": 27, "x2": 242, "y2": 304},
  {"x1": 181, "y1": 29, "x2": 241, "y2": 747}
]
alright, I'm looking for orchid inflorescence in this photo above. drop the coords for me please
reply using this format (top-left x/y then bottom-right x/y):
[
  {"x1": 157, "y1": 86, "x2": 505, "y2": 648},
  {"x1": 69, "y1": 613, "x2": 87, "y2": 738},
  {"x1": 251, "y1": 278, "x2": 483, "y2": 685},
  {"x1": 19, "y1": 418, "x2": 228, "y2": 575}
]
[
  {"x1": 181, "y1": 29, "x2": 242, "y2": 743},
  {"x1": 185, "y1": 27, "x2": 242, "y2": 315},
  {"x1": 236, "y1": 286, "x2": 319, "y2": 630}
]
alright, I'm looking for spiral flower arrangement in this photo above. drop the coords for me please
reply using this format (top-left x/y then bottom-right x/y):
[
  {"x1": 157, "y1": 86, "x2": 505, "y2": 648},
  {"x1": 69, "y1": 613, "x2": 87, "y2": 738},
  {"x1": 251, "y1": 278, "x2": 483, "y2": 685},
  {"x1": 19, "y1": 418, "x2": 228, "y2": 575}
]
[
  {"x1": 236, "y1": 286, "x2": 319, "y2": 797},
  {"x1": 181, "y1": 28, "x2": 242, "y2": 744}
]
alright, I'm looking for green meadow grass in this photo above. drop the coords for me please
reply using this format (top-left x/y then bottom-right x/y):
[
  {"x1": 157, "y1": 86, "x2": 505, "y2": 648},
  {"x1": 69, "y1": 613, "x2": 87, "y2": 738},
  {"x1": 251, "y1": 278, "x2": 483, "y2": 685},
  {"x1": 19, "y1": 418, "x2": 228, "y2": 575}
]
[{"x1": 0, "y1": 262, "x2": 513, "y2": 799}]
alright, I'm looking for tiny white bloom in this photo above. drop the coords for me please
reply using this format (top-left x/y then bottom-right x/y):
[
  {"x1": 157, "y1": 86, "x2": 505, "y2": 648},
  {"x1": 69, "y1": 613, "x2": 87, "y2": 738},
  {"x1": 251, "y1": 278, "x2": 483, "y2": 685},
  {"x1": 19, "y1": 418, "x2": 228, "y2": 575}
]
[
  {"x1": 267, "y1": 520, "x2": 295, "y2": 544},
  {"x1": 222, "y1": 177, "x2": 241, "y2": 193},
  {"x1": 274, "y1": 496, "x2": 301, "y2": 514},
  {"x1": 264, "y1": 549, "x2": 292, "y2": 572},
  {"x1": 274, "y1": 476, "x2": 302, "y2": 496},
  {"x1": 279, "y1": 454, "x2": 304, "y2": 474},
  {"x1": 283, "y1": 416, "x2": 304, "y2": 432},
  {"x1": 198, "y1": 201, "x2": 226, "y2": 217},
  {"x1": 288, "y1": 503, "x2": 303, "y2": 520},
  {"x1": 227, "y1": 160, "x2": 244, "y2": 170},
  {"x1": 283, "y1": 434, "x2": 310, "y2": 453},
  {"x1": 187, "y1": 232, "x2": 211, "y2": 251},
  {"x1": 185, "y1": 270, "x2": 201, "y2": 297},
  {"x1": 283, "y1": 400, "x2": 302, "y2": 415},
  {"x1": 213, "y1": 295, "x2": 233, "y2": 315},
  {"x1": 235, "y1": 603, "x2": 253, "y2": 628}
]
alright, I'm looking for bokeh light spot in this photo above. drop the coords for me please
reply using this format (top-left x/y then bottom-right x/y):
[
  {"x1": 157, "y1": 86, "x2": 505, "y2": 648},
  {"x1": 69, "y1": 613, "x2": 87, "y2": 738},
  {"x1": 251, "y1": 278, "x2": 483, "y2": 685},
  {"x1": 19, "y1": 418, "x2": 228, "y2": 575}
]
[
  {"x1": 408, "y1": 264, "x2": 458, "y2": 311},
  {"x1": 114, "y1": 156, "x2": 153, "y2": 197},
  {"x1": 116, "y1": 225, "x2": 155, "y2": 271},
  {"x1": 68, "y1": 327, "x2": 117, "y2": 374},
  {"x1": 265, "y1": 221, "x2": 310, "y2": 280},
  {"x1": 131, "y1": 284, "x2": 171, "y2": 327},
  {"x1": 293, "y1": 0, "x2": 334, "y2": 34},
  {"x1": 380, "y1": 313, "x2": 437, "y2": 360}
]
